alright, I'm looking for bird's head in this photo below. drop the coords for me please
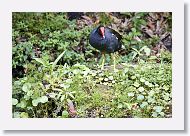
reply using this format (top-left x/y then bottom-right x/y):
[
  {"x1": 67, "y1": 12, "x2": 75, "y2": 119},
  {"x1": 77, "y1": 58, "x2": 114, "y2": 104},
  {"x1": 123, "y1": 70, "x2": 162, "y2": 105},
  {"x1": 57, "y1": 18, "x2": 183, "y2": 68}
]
[{"x1": 97, "y1": 25, "x2": 105, "y2": 39}]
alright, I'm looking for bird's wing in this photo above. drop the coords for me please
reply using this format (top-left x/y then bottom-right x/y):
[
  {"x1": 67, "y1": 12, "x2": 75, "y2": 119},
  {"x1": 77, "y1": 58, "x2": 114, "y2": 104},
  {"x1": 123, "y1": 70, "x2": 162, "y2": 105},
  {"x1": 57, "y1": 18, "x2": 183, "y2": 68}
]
[{"x1": 106, "y1": 27, "x2": 122, "y2": 41}]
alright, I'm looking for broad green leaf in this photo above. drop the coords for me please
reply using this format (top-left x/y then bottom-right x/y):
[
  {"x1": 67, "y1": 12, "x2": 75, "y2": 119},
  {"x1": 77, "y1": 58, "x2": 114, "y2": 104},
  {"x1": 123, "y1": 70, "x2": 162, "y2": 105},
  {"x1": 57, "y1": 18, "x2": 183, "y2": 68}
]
[
  {"x1": 16, "y1": 100, "x2": 27, "y2": 108},
  {"x1": 52, "y1": 51, "x2": 65, "y2": 69},
  {"x1": 131, "y1": 76, "x2": 136, "y2": 80},
  {"x1": 144, "y1": 47, "x2": 151, "y2": 56},
  {"x1": 27, "y1": 90, "x2": 33, "y2": 96},
  {"x1": 33, "y1": 58, "x2": 47, "y2": 66},
  {"x1": 139, "y1": 46, "x2": 147, "y2": 52},
  {"x1": 40, "y1": 96, "x2": 48, "y2": 103},
  {"x1": 140, "y1": 78, "x2": 145, "y2": 82},
  {"x1": 12, "y1": 98, "x2": 18, "y2": 105},
  {"x1": 134, "y1": 82, "x2": 140, "y2": 87},
  {"x1": 138, "y1": 87, "x2": 144, "y2": 92},
  {"x1": 48, "y1": 93, "x2": 56, "y2": 98},
  {"x1": 22, "y1": 83, "x2": 31, "y2": 92},
  {"x1": 32, "y1": 99, "x2": 39, "y2": 106}
]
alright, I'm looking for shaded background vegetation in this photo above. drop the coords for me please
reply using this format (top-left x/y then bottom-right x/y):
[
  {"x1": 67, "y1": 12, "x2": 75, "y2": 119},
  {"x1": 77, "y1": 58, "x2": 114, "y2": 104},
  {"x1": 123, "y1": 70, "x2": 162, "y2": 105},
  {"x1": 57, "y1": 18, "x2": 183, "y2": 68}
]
[{"x1": 12, "y1": 12, "x2": 172, "y2": 118}]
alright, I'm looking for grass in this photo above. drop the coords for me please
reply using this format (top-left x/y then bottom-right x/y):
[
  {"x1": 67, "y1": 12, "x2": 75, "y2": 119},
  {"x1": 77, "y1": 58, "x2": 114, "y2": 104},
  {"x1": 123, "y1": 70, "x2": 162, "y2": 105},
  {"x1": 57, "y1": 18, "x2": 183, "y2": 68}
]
[
  {"x1": 12, "y1": 59, "x2": 172, "y2": 118},
  {"x1": 12, "y1": 12, "x2": 172, "y2": 118}
]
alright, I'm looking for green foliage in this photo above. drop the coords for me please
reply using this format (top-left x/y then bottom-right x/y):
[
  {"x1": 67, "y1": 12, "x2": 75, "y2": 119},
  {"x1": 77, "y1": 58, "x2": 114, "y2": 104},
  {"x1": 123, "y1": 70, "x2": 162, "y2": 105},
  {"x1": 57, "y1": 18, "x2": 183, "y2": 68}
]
[
  {"x1": 12, "y1": 13, "x2": 94, "y2": 69},
  {"x1": 99, "y1": 13, "x2": 113, "y2": 25},
  {"x1": 12, "y1": 42, "x2": 35, "y2": 68},
  {"x1": 160, "y1": 49, "x2": 172, "y2": 63},
  {"x1": 13, "y1": 59, "x2": 172, "y2": 118},
  {"x1": 131, "y1": 13, "x2": 147, "y2": 30},
  {"x1": 12, "y1": 12, "x2": 172, "y2": 118}
]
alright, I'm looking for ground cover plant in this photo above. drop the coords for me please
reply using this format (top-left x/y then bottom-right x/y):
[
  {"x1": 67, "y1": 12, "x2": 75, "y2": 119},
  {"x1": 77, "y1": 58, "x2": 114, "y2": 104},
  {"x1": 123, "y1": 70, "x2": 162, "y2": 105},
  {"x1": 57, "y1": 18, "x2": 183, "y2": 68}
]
[{"x1": 12, "y1": 12, "x2": 172, "y2": 118}]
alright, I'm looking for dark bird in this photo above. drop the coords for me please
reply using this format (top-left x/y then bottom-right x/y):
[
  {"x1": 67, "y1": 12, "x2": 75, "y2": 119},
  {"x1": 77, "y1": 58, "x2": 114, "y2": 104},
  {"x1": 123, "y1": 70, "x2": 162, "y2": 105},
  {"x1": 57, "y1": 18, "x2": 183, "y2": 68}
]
[{"x1": 89, "y1": 25, "x2": 122, "y2": 71}]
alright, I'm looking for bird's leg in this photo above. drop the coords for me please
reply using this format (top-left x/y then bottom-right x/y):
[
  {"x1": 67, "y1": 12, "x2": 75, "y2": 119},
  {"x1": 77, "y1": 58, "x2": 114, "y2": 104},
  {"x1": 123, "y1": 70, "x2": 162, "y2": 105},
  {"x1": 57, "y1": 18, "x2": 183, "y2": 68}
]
[
  {"x1": 101, "y1": 52, "x2": 105, "y2": 70},
  {"x1": 113, "y1": 53, "x2": 116, "y2": 71},
  {"x1": 111, "y1": 53, "x2": 118, "y2": 72}
]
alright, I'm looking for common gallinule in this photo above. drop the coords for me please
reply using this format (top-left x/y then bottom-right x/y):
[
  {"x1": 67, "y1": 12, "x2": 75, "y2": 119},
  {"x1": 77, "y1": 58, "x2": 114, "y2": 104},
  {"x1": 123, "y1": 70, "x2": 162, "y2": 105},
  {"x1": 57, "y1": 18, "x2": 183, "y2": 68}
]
[{"x1": 89, "y1": 25, "x2": 122, "y2": 71}]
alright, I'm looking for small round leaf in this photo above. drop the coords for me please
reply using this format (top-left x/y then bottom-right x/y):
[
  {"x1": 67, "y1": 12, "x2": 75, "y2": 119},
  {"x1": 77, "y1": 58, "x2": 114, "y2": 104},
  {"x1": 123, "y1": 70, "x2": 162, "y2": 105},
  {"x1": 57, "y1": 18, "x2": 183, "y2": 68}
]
[
  {"x1": 62, "y1": 110, "x2": 69, "y2": 118},
  {"x1": 128, "y1": 92, "x2": 135, "y2": 97},
  {"x1": 12, "y1": 98, "x2": 18, "y2": 105},
  {"x1": 138, "y1": 87, "x2": 144, "y2": 92},
  {"x1": 40, "y1": 96, "x2": 48, "y2": 103},
  {"x1": 137, "y1": 94, "x2": 144, "y2": 100}
]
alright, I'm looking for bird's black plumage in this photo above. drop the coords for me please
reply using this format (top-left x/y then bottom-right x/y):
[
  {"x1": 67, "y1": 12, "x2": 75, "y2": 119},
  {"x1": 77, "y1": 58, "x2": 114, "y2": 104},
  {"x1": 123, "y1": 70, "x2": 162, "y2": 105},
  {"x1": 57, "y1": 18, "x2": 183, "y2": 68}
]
[{"x1": 89, "y1": 25, "x2": 122, "y2": 53}]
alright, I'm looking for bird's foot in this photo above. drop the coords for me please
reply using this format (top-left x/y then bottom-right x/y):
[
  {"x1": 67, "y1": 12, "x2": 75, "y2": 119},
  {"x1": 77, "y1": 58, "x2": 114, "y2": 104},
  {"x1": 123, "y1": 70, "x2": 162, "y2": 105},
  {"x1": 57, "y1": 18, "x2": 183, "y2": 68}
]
[
  {"x1": 114, "y1": 68, "x2": 119, "y2": 73},
  {"x1": 101, "y1": 66, "x2": 104, "y2": 71}
]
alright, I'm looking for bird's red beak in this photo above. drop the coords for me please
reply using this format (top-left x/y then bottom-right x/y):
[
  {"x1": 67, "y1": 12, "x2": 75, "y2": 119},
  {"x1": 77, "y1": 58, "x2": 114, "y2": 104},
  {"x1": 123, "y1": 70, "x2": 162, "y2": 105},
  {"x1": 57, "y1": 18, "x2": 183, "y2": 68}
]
[{"x1": 99, "y1": 27, "x2": 105, "y2": 38}]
